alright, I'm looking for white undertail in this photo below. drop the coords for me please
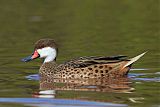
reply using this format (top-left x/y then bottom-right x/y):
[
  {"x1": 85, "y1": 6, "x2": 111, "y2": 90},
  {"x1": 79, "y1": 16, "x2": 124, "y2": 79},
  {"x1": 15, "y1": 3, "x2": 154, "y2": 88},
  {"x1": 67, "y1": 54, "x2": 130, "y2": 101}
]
[{"x1": 123, "y1": 52, "x2": 147, "y2": 68}]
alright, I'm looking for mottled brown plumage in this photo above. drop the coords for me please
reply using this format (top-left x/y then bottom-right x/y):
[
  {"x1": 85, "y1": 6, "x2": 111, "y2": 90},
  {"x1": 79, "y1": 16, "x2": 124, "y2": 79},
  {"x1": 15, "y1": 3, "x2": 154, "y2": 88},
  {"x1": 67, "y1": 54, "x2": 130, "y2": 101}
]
[
  {"x1": 40, "y1": 56, "x2": 130, "y2": 79},
  {"x1": 22, "y1": 39, "x2": 146, "y2": 79}
]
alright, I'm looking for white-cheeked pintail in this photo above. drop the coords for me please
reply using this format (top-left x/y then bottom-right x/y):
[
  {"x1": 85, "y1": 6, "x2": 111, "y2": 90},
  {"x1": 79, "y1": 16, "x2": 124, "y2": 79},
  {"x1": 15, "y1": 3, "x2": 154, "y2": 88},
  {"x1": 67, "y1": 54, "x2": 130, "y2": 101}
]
[{"x1": 22, "y1": 39, "x2": 146, "y2": 79}]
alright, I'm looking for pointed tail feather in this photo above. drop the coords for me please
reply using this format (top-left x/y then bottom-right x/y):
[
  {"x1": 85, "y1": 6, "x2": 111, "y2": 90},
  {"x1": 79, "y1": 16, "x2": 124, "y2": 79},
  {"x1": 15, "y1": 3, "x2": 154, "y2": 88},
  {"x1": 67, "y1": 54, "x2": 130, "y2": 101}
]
[{"x1": 123, "y1": 52, "x2": 147, "y2": 68}]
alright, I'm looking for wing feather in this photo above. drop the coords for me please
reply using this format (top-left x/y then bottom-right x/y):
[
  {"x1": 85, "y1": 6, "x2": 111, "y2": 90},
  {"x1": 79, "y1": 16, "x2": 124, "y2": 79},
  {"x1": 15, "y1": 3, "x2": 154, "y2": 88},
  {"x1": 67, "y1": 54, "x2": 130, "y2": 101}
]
[{"x1": 63, "y1": 55, "x2": 128, "y2": 68}]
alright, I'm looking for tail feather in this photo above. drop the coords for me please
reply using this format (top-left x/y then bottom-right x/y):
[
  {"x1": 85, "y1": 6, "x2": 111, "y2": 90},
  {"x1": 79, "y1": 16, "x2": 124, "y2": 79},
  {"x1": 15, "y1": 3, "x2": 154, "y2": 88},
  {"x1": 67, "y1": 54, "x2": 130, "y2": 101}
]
[{"x1": 123, "y1": 52, "x2": 147, "y2": 68}]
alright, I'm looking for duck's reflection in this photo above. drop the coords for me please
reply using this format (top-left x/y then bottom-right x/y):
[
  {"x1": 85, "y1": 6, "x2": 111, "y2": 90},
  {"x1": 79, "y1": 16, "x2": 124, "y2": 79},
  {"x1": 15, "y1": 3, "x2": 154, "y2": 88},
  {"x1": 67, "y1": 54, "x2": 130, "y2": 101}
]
[
  {"x1": 33, "y1": 90, "x2": 56, "y2": 98},
  {"x1": 33, "y1": 75, "x2": 133, "y2": 98}
]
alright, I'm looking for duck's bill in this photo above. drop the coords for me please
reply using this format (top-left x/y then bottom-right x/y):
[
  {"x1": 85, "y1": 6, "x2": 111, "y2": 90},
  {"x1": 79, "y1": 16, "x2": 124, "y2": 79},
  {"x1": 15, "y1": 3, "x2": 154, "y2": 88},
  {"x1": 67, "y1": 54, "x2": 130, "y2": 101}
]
[
  {"x1": 21, "y1": 50, "x2": 40, "y2": 62},
  {"x1": 21, "y1": 55, "x2": 33, "y2": 62}
]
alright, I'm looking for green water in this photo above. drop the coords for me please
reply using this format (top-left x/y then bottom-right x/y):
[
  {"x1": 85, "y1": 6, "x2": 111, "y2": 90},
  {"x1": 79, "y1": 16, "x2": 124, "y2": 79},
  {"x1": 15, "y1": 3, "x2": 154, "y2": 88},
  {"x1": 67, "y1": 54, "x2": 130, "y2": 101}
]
[{"x1": 0, "y1": 0, "x2": 159, "y2": 107}]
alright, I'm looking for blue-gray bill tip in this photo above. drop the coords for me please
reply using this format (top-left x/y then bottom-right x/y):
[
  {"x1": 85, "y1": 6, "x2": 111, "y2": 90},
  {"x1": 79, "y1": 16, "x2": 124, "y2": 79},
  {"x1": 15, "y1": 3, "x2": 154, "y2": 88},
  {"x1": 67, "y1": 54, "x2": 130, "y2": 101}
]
[{"x1": 21, "y1": 56, "x2": 32, "y2": 62}]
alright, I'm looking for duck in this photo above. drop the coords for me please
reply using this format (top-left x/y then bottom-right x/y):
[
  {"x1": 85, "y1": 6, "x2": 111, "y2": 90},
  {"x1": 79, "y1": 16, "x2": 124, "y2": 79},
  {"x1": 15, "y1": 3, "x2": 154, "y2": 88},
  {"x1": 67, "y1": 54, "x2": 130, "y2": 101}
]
[{"x1": 22, "y1": 39, "x2": 146, "y2": 79}]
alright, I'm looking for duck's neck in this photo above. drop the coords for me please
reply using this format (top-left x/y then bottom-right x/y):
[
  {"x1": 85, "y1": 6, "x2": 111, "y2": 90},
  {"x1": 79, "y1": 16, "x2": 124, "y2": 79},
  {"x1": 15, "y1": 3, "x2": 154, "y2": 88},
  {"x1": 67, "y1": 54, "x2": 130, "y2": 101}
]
[{"x1": 44, "y1": 56, "x2": 56, "y2": 63}]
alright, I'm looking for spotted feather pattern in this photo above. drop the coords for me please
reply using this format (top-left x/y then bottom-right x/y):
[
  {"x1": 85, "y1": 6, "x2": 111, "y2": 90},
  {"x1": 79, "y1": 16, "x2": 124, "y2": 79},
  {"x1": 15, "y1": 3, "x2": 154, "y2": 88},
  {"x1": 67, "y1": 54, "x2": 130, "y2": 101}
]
[{"x1": 40, "y1": 55, "x2": 131, "y2": 79}]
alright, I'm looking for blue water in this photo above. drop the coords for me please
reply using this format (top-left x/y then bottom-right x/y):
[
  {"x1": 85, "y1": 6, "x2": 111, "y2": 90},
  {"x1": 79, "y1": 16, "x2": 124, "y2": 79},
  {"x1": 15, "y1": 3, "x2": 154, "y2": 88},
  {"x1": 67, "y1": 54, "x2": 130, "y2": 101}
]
[{"x1": 0, "y1": 98, "x2": 127, "y2": 107}]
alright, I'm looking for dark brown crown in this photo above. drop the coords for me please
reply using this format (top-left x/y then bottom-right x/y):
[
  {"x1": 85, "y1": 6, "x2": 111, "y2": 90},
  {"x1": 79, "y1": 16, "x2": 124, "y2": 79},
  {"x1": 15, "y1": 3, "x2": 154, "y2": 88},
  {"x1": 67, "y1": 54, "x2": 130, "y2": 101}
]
[{"x1": 34, "y1": 39, "x2": 58, "y2": 50}]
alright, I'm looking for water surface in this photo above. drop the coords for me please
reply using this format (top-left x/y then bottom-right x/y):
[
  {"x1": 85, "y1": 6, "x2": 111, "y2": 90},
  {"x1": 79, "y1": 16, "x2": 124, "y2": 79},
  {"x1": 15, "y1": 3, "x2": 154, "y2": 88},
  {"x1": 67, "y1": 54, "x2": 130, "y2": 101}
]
[{"x1": 0, "y1": 0, "x2": 159, "y2": 107}]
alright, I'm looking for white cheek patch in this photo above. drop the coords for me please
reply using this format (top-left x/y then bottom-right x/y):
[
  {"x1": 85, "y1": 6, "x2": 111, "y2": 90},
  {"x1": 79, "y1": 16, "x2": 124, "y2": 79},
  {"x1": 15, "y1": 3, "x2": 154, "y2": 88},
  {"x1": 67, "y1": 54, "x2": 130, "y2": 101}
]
[
  {"x1": 37, "y1": 48, "x2": 47, "y2": 58},
  {"x1": 37, "y1": 47, "x2": 57, "y2": 62}
]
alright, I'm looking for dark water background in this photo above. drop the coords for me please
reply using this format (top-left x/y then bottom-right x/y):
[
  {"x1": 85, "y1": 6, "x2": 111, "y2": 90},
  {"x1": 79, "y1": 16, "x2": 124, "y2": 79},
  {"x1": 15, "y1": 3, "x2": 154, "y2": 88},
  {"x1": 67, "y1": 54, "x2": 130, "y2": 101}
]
[{"x1": 0, "y1": 0, "x2": 159, "y2": 107}]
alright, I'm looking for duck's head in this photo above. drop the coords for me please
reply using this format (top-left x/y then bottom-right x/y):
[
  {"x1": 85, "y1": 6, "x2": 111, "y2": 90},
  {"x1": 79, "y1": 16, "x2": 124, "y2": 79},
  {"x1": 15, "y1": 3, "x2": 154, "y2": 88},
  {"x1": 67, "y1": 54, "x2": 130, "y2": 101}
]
[{"x1": 22, "y1": 39, "x2": 58, "y2": 63}]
